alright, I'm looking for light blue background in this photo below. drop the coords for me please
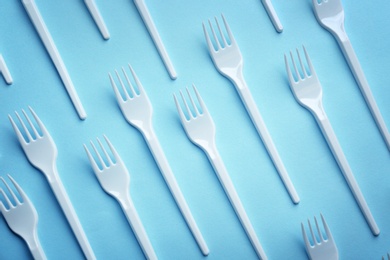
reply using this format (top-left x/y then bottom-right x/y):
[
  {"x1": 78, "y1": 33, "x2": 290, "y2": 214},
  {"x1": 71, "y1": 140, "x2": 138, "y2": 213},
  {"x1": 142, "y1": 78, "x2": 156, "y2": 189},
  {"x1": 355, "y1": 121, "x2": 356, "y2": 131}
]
[{"x1": 1, "y1": 0, "x2": 389, "y2": 259}]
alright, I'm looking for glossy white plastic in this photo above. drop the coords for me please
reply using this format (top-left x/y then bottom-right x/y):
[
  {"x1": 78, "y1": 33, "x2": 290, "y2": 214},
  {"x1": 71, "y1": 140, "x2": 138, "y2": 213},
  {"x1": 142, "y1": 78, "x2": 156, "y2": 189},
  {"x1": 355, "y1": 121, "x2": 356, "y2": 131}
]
[
  {"x1": 84, "y1": 136, "x2": 157, "y2": 260},
  {"x1": 285, "y1": 46, "x2": 379, "y2": 236},
  {"x1": 133, "y1": 0, "x2": 177, "y2": 79},
  {"x1": 109, "y1": 65, "x2": 209, "y2": 255},
  {"x1": 0, "y1": 175, "x2": 46, "y2": 260},
  {"x1": 174, "y1": 85, "x2": 267, "y2": 260},
  {"x1": 0, "y1": 54, "x2": 12, "y2": 84},
  {"x1": 84, "y1": 0, "x2": 110, "y2": 40},
  {"x1": 261, "y1": 0, "x2": 283, "y2": 33},
  {"x1": 21, "y1": 0, "x2": 87, "y2": 120},
  {"x1": 301, "y1": 214, "x2": 338, "y2": 260},
  {"x1": 312, "y1": 0, "x2": 390, "y2": 150},
  {"x1": 203, "y1": 14, "x2": 299, "y2": 204},
  {"x1": 8, "y1": 107, "x2": 96, "y2": 259}
]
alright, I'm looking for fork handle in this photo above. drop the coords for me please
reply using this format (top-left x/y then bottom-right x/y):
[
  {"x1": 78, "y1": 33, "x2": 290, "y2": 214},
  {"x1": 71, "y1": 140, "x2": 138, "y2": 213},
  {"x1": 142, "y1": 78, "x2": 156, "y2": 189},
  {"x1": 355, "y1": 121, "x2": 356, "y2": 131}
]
[
  {"x1": 26, "y1": 230, "x2": 46, "y2": 260},
  {"x1": 119, "y1": 196, "x2": 157, "y2": 260},
  {"x1": 205, "y1": 144, "x2": 267, "y2": 260},
  {"x1": 143, "y1": 128, "x2": 209, "y2": 255},
  {"x1": 232, "y1": 72, "x2": 300, "y2": 204},
  {"x1": 315, "y1": 113, "x2": 380, "y2": 235},
  {"x1": 335, "y1": 33, "x2": 390, "y2": 151},
  {"x1": 48, "y1": 166, "x2": 96, "y2": 259}
]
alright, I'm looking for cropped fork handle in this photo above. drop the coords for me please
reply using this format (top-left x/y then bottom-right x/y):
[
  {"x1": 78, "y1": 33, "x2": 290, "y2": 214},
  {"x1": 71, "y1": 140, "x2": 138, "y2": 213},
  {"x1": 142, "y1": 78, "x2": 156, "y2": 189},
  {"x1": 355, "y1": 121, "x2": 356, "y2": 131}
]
[
  {"x1": 311, "y1": 101, "x2": 380, "y2": 236},
  {"x1": 141, "y1": 124, "x2": 209, "y2": 255},
  {"x1": 232, "y1": 69, "x2": 300, "y2": 204},
  {"x1": 204, "y1": 142, "x2": 267, "y2": 259},
  {"x1": 27, "y1": 230, "x2": 46, "y2": 260}
]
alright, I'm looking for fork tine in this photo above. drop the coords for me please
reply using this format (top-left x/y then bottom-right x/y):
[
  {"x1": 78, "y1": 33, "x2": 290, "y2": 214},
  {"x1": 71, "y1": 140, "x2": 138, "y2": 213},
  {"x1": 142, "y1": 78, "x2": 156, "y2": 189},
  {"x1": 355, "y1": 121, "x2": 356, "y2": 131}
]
[
  {"x1": 215, "y1": 16, "x2": 228, "y2": 47},
  {"x1": 0, "y1": 193, "x2": 6, "y2": 212},
  {"x1": 7, "y1": 175, "x2": 27, "y2": 203},
  {"x1": 186, "y1": 87, "x2": 200, "y2": 116},
  {"x1": 97, "y1": 137, "x2": 113, "y2": 166},
  {"x1": 289, "y1": 51, "x2": 301, "y2": 81},
  {"x1": 117, "y1": 69, "x2": 133, "y2": 99},
  {"x1": 301, "y1": 222, "x2": 312, "y2": 248},
  {"x1": 22, "y1": 109, "x2": 40, "y2": 138},
  {"x1": 284, "y1": 54, "x2": 296, "y2": 85},
  {"x1": 314, "y1": 216, "x2": 324, "y2": 242},
  {"x1": 307, "y1": 219, "x2": 318, "y2": 244},
  {"x1": 84, "y1": 144, "x2": 101, "y2": 173},
  {"x1": 109, "y1": 72, "x2": 126, "y2": 103},
  {"x1": 180, "y1": 90, "x2": 193, "y2": 119},
  {"x1": 192, "y1": 84, "x2": 208, "y2": 115},
  {"x1": 122, "y1": 67, "x2": 137, "y2": 97},
  {"x1": 221, "y1": 14, "x2": 235, "y2": 45},
  {"x1": 103, "y1": 135, "x2": 120, "y2": 164},
  {"x1": 1, "y1": 177, "x2": 20, "y2": 205},
  {"x1": 0, "y1": 188, "x2": 12, "y2": 209},
  {"x1": 8, "y1": 115, "x2": 27, "y2": 145},
  {"x1": 296, "y1": 48, "x2": 308, "y2": 78},
  {"x1": 15, "y1": 111, "x2": 33, "y2": 142},
  {"x1": 128, "y1": 65, "x2": 144, "y2": 95},
  {"x1": 208, "y1": 19, "x2": 222, "y2": 50},
  {"x1": 90, "y1": 141, "x2": 107, "y2": 169},
  {"x1": 202, "y1": 22, "x2": 216, "y2": 53},
  {"x1": 173, "y1": 93, "x2": 188, "y2": 123},
  {"x1": 320, "y1": 214, "x2": 333, "y2": 241},
  {"x1": 303, "y1": 46, "x2": 316, "y2": 77},
  {"x1": 29, "y1": 106, "x2": 49, "y2": 137}
]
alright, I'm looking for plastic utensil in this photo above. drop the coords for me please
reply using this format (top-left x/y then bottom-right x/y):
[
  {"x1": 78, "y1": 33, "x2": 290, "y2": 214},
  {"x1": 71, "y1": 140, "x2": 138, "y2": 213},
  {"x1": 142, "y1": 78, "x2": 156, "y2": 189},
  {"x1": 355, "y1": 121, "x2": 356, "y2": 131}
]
[
  {"x1": 109, "y1": 65, "x2": 209, "y2": 255},
  {"x1": 261, "y1": 0, "x2": 283, "y2": 32},
  {"x1": 203, "y1": 14, "x2": 299, "y2": 204},
  {"x1": 133, "y1": 0, "x2": 177, "y2": 79},
  {"x1": 84, "y1": 0, "x2": 110, "y2": 40},
  {"x1": 21, "y1": 0, "x2": 87, "y2": 120},
  {"x1": 301, "y1": 214, "x2": 338, "y2": 260},
  {"x1": 8, "y1": 107, "x2": 96, "y2": 259},
  {"x1": 312, "y1": 0, "x2": 390, "y2": 151},
  {"x1": 0, "y1": 54, "x2": 12, "y2": 84},
  {"x1": 285, "y1": 46, "x2": 379, "y2": 236},
  {"x1": 174, "y1": 85, "x2": 268, "y2": 260},
  {"x1": 0, "y1": 174, "x2": 46, "y2": 260},
  {"x1": 84, "y1": 135, "x2": 157, "y2": 260}
]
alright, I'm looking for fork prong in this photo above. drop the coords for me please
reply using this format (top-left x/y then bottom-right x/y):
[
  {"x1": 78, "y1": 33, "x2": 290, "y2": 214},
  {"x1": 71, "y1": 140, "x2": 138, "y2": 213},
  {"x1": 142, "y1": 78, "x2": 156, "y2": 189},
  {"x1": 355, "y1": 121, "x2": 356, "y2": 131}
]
[
  {"x1": 289, "y1": 51, "x2": 301, "y2": 81},
  {"x1": 109, "y1": 72, "x2": 126, "y2": 103},
  {"x1": 192, "y1": 84, "x2": 208, "y2": 115},
  {"x1": 320, "y1": 214, "x2": 333, "y2": 241},
  {"x1": 7, "y1": 175, "x2": 28, "y2": 203},
  {"x1": 90, "y1": 141, "x2": 107, "y2": 169},
  {"x1": 221, "y1": 14, "x2": 235, "y2": 45},
  {"x1": 97, "y1": 137, "x2": 113, "y2": 166},
  {"x1": 208, "y1": 19, "x2": 222, "y2": 50},
  {"x1": 29, "y1": 106, "x2": 49, "y2": 137},
  {"x1": 215, "y1": 16, "x2": 228, "y2": 47},
  {"x1": 296, "y1": 48, "x2": 308, "y2": 78},
  {"x1": 122, "y1": 67, "x2": 137, "y2": 97},
  {"x1": 301, "y1": 222, "x2": 312, "y2": 248},
  {"x1": 8, "y1": 115, "x2": 27, "y2": 145},
  {"x1": 0, "y1": 188, "x2": 12, "y2": 209},
  {"x1": 84, "y1": 144, "x2": 101, "y2": 173},
  {"x1": 314, "y1": 216, "x2": 324, "y2": 242},
  {"x1": 1, "y1": 177, "x2": 20, "y2": 205},
  {"x1": 303, "y1": 46, "x2": 316, "y2": 77},
  {"x1": 307, "y1": 219, "x2": 318, "y2": 245},
  {"x1": 117, "y1": 69, "x2": 133, "y2": 99},
  {"x1": 15, "y1": 111, "x2": 33, "y2": 142},
  {"x1": 202, "y1": 22, "x2": 216, "y2": 54},
  {"x1": 22, "y1": 109, "x2": 40, "y2": 139},
  {"x1": 173, "y1": 93, "x2": 188, "y2": 123},
  {"x1": 186, "y1": 87, "x2": 200, "y2": 116},
  {"x1": 128, "y1": 64, "x2": 144, "y2": 95},
  {"x1": 103, "y1": 135, "x2": 120, "y2": 164},
  {"x1": 0, "y1": 195, "x2": 6, "y2": 212},
  {"x1": 180, "y1": 90, "x2": 193, "y2": 119},
  {"x1": 284, "y1": 54, "x2": 296, "y2": 85}
]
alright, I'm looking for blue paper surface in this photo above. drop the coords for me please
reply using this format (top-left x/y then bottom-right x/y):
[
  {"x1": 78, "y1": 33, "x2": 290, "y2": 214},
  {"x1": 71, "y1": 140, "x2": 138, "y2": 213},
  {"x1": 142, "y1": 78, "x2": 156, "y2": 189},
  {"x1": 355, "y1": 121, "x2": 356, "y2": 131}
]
[{"x1": 0, "y1": 0, "x2": 389, "y2": 259}]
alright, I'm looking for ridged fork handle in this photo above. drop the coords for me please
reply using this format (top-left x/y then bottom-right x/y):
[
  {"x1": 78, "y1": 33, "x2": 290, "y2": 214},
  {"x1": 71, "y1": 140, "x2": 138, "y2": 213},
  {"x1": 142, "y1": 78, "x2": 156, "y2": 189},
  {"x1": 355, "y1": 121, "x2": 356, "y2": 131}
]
[
  {"x1": 335, "y1": 33, "x2": 390, "y2": 151},
  {"x1": 205, "y1": 143, "x2": 267, "y2": 260},
  {"x1": 119, "y1": 195, "x2": 157, "y2": 260},
  {"x1": 142, "y1": 127, "x2": 209, "y2": 255},
  {"x1": 231, "y1": 70, "x2": 300, "y2": 204},
  {"x1": 47, "y1": 165, "x2": 96, "y2": 259},
  {"x1": 313, "y1": 110, "x2": 379, "y2": 236},
  {"x1": 26, "y1": 230, "x2": 46, "y2": 260}
]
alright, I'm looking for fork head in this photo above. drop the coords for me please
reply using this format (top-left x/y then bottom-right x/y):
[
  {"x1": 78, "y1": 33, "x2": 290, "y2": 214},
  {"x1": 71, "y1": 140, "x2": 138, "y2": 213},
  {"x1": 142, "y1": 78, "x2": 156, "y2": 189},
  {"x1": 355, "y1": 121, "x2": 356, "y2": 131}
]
[
  {"x1": 312, "y1": 0, "x2": 345, "y2": 32},
  {"x1": 84, "y1": 135, "x2": 130, "y2": 199},
  {"x1": 202, "y1": 14, "x2": 243, "y2": 78},
  {"x1": 0, "y1": 174, "x2": 38, "y2": 239},
  {"x1": 284, "y1": 46, "x2": 323, "y2": 111},
  {"x1": 174, "y1": 85, "x2": 215, "y2": 150},
  {"x1": 9, "y1": 107, "x2": 57, "y2": 173},
  {"x1": 109, "y1": 64, "x2": 153, "y2": 131},
  {"x1": 301, "y1": 214, "x2": 339, "y2": 260}
]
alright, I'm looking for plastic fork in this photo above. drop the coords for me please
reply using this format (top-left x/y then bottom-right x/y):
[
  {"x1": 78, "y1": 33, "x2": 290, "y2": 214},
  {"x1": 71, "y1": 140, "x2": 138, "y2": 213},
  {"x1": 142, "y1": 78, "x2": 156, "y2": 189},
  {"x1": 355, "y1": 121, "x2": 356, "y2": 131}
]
[
  {"x1": 8, "y1": 107, "x2": 96, "y2": 260},
  {"x1": 203, "y1": 14, "x2": 299, "y2": 204},
  {"x1": 84, "y1": 0, "x2": 110, "y2": 40},
  {"x1": 312, "y1": 0, "x2": 390, "y2": 151},
  {"x1": 261, "y1": 0, "x2": 283, "y2": 33},
  {"x1": 0, "y1": 54, "x2": 12, "y2": 85},
  {"x1": 21, "y1": 0, "x2": 86, "y2": 119},
  {"x1": 0, "y1": 175, "x2": 46, "y2": 260},
  {"x1": 284, "y1": 46, "x2": 379, "y2": 236},
  {"x1": 84, "y1": 135, "x2": 157, "y2": 260},
  {"x1": 109, "y1": 65, "x2": 209, "y2": 255},
  {"x1": 301, "y1": 214, "x2": 338, "y2": 260},
  {"x1": 174, "y1": 85, "x2": 267, "y2": 260}
]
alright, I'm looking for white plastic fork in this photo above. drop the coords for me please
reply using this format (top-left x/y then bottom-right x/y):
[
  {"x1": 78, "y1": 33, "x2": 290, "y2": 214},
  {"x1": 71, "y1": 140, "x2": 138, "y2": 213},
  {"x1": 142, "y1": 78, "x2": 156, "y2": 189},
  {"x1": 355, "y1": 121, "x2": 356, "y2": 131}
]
[
  {"x1": 84, "y1": 0, "x2": 110, "y2": 40},
  {"x1": 109, "y1": 65, "x2": 209, "y2": 255},
  {"x1": 301, "y1": 214, "x2": 338, "y2": 260},
  {"x1": 312, "y1": 0, "x2": 390, "y2": 151},
  {"x1": 0, "y1": 174, "x2": 46, "y2": 260},
  {"x1": 285, "y1": 46, "x2": 379, "y2": 236},
  {"x1": 203, "y1": 14, "x2": 299, "y2": 204},
  {"x1": 0, "y1": 54, "x2": 13, "y2": 85},
  {"x1": 8, "y1": 107, "x2": 96, "y2": 259},
  {"x1": 174, "y1": 85, "x2": 267, "y2": 260},
  {"x1": 21, "y1": 0, "x2": 87, "y2": 119},
  {"x1": 84, "y1": 135, "x2": 157, "y2": 260},
  {"x1": 261, "y1": 0, "x2": 283, "y2": 33}
]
